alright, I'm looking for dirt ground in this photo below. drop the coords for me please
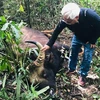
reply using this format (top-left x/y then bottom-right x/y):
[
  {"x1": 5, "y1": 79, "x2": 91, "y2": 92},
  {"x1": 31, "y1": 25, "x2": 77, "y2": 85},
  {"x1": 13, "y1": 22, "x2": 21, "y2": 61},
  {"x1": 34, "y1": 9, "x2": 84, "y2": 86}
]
[{"x1": 0, "y1": 28, "x2": 100, "y2": 100}]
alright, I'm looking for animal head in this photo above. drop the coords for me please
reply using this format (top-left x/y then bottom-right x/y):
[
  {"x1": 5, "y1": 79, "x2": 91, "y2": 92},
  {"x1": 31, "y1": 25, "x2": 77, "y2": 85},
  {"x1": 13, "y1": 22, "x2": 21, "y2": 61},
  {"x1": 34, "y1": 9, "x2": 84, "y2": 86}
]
[
  {"x1": 25, "y1": 41, "x2": 56, "y2": 94},
  {"x1": 25, "y1": 41, "x2": 69, "y2": 95},
  {"x1": 20, "y1": 27, "x2": 70, "y2": 94}
]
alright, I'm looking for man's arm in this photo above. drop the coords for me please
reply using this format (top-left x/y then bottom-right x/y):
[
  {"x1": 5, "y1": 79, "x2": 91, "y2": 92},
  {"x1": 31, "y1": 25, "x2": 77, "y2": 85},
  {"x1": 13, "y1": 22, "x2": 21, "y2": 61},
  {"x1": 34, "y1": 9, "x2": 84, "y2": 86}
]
[
  {"x1": 47, "y1": 20, "x2": 67, "y2": 47},
  {"x1": 41, "y1": 20, "x2": 67, "y2": 51}
]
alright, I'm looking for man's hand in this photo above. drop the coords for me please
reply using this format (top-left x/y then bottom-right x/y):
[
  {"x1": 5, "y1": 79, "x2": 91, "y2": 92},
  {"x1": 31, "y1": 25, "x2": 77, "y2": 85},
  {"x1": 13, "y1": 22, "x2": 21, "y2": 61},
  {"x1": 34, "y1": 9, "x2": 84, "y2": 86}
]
[
  {"x1": 90, "y1": 44, "x2": 96, "y2": 48},
  {"x1": 41, "y1": 45, "x2": 50, "y2": 51},
  {"x1": 86, "y1": 42, "x2": 96, "y2": 48}
]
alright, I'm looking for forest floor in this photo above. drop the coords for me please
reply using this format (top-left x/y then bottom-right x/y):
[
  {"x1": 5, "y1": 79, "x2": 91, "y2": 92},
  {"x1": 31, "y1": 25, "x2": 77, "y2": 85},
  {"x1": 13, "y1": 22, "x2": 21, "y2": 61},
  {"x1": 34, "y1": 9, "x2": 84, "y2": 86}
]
[
  {"x1": 0, "y1": 29, "x2": 100, "y2": 100},
  {"x1": 54, "y1": 30, "x2": 100, "y2": 100}
]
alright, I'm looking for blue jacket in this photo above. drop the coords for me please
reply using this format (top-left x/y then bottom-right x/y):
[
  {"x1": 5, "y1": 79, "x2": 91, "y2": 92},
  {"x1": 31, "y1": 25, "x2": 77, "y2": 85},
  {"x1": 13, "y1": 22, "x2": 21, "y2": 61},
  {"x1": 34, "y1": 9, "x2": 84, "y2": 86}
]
[{"x1": 47, "y1": 8, "x2": 100, "y2": 47}]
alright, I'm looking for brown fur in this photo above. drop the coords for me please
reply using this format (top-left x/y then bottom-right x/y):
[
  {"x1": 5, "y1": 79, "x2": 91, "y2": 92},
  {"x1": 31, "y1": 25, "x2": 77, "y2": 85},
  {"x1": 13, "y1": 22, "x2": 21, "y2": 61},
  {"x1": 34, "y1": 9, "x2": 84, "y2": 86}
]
[{"x1": 20, "y1": 26, "x2": 49, "y2": 49}]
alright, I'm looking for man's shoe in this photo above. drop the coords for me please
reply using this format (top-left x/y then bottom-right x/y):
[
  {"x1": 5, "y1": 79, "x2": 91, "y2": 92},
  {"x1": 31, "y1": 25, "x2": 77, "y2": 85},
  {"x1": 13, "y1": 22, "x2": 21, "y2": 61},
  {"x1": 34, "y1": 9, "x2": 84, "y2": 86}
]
[
  {"x1": 78, "y1": 76, "x2": 86, "y2": 86},
  {"x1": 66, "y1": 70, "x2": 75, "y2": 76}
]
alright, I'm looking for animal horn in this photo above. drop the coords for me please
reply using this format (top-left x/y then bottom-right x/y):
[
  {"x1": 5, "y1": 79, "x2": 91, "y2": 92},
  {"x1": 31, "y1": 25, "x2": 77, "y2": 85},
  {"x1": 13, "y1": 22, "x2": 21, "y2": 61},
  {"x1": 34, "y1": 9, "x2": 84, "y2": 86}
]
[{"x1": 25, "y1": 41, "x2": 45, "y2": 67}]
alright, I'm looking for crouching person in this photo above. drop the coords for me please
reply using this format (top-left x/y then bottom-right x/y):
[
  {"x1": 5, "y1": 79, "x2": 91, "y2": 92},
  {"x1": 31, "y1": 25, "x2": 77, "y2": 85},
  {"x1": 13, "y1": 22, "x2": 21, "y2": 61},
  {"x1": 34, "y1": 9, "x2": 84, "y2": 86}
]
[{"x1": 41, "y1": 3, "x2": 100, "y2": 86}]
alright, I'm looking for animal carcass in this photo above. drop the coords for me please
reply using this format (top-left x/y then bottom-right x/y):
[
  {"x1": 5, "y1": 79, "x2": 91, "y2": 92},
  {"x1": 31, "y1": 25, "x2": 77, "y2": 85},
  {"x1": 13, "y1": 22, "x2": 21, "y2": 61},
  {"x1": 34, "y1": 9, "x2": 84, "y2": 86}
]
[{"x1": 20, "y1": 26, "x2": 70, "y2": 94}]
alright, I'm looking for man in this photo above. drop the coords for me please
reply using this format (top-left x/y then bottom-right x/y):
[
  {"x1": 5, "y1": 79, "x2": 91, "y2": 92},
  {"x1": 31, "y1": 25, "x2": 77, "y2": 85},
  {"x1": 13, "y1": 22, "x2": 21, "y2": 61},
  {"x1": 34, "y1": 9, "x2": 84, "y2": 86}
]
[{"x1": 41, "y1": 3, "x2": 100, "y2": 86}]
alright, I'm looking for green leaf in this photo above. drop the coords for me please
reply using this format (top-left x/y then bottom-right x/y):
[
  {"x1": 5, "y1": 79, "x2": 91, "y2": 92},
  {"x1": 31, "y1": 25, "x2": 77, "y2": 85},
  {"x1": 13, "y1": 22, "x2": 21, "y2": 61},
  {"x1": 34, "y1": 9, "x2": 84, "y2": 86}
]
[
  {"x1": 10, "y1": 24, "x2": 20, "y2": 39},
  {"x1": 31, "y1": 86, "x2": 38, "y2": 98},
  {"x1": 92, "y1": 94, "x2": 99, "y2": 99},
  {"x1": 0, "y1": 31, "x2": 5, "y2": 39},
  {"x1": 37, "y1": 86, "x2": 49, "y2": 95},
  {"x1": 16, "y1": 75, "x2": 22, "y2": 100},
  {"x1": 18, "y1": 21, "x2": 24, "y2": 28},
  {"x1": 0, "y1": 60, "x2": 8, "y2": 71},
  {"x1": 2, "y1": 74, "x2": 7, "y2": 88},
  {"x1": 19, "y1": 5, "x2": 24, "y2": 12},
  {"x1": 1, "y1": 22, "x2": 9, "y2": 31},
  {"x1": 29, "y1": 48, "x2": 39, "y2": 57},
  {"x1": 0, "y1": 16, "x2": 6, "y2": 24},
  {"x1": 0, "y1": 90, "x2": 9, "y2": 99}
]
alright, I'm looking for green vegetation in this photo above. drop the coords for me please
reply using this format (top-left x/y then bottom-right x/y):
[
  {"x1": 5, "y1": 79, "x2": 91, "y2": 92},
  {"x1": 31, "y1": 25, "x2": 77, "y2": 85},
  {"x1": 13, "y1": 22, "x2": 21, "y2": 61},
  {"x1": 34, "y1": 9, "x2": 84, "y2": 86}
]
[
  {"x1": 0, "y1": 16, "x2": 50, "y2": 100},
  {"x1": 0, "y1": 0, "x2": 100, "y2": 100}
]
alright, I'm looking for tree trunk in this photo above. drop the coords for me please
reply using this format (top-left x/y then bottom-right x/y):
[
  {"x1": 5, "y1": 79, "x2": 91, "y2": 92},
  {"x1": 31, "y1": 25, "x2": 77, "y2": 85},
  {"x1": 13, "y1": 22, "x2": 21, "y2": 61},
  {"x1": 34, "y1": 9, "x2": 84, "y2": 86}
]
[
  {"x1": 24, "y1": 0, "x2": 31, "y2": 28},
  {"x1": 0, "y1": 0, "x2": 4, "y2": 16}
]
